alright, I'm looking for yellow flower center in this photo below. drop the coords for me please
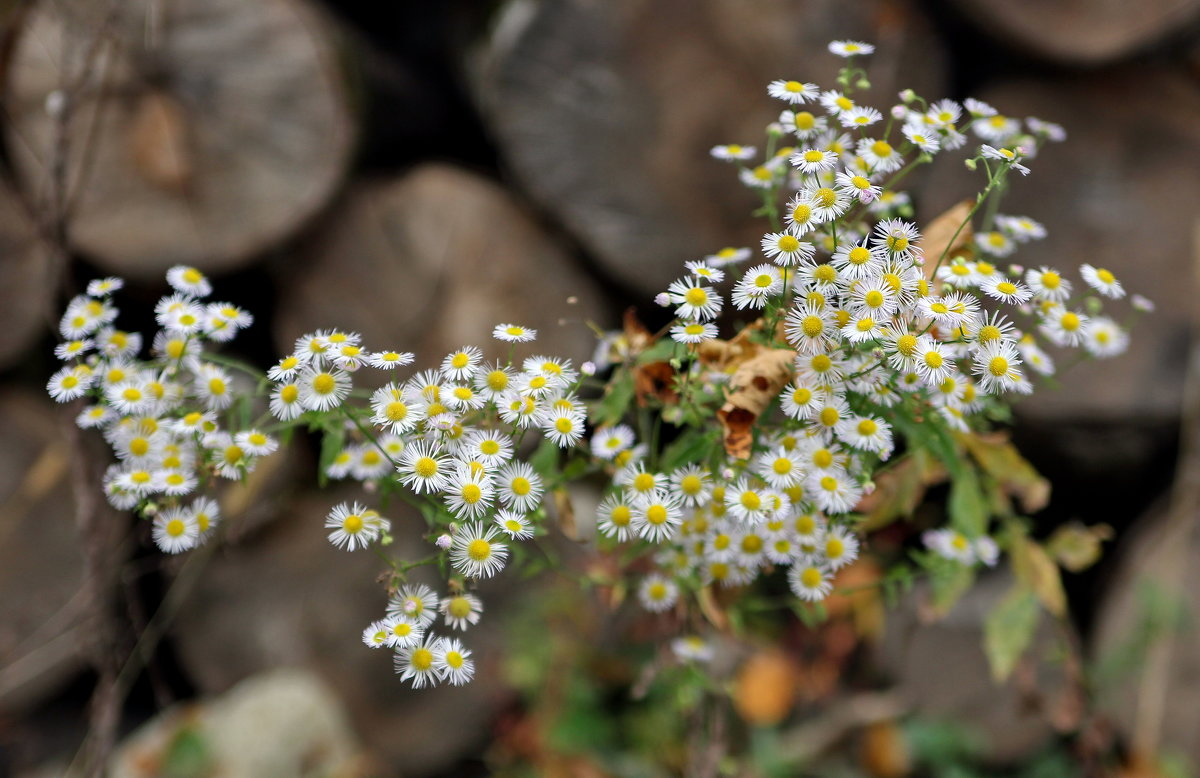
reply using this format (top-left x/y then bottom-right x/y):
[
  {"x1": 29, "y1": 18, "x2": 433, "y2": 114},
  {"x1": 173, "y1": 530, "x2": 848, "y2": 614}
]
[
  {"x1": 610, "y1": 505, "x2": 631, "y2": 526},
  {"x1": 857, "y1": 419, "x2": 877, "y2": 435},
  {"x1": 988, "y1": 356, "x2": 1009, "y2": 377},
  {"x1": 800, "y1": 567, "x2": 822, "y2": 588},
  {"x1": 820, "y1": 407, "x2": 839, "y2": 427},
  {"x1": 924, "y1": 351, "x2": 944, "y2": 369},
  {"x1": 312, "y1": 373, "x2": 336, "y2": 394},
  {"x1": 468, "y1": 539, "x2": 491, "y2": 560},
  {"x1": 415, "y1": 457, "x2": 438, "y2": 478},
  {"x1": 166, "y1": 519, "x2": 186, "y2": 537}
]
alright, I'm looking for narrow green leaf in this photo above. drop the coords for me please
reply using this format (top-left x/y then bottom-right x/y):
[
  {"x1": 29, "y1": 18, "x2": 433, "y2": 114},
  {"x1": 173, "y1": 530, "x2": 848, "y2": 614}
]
[{"x1": 983, "y1": 586, "x2": 1039, "y2": 681}]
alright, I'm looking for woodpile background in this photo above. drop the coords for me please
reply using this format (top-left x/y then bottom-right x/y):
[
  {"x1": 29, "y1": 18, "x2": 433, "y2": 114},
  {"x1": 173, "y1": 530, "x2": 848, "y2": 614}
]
[{"x1": 0, "y1": 0, "x2": 1198, "y2": 775}]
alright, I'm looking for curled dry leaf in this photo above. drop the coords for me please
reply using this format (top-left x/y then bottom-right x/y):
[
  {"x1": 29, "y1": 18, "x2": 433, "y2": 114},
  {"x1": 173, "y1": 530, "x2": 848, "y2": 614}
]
[{"x1": 717, "y1": 348, "x2": 795, "y2": 459}]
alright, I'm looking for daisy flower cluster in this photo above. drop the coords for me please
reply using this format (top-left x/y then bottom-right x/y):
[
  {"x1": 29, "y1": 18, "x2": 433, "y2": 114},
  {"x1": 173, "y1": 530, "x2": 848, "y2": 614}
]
[
  {"x1": 261, "y1": 321, "x2": 587, "y2": 688},
  {"x1": 49, "y1": 267, "x2": 582, "y2": 689},
  {"x1": 46, "y1": 267, "x2": 266, "y2": 553},
  {"x1": 603, "y1": 40, "x2": 1150, "y2": 611}
]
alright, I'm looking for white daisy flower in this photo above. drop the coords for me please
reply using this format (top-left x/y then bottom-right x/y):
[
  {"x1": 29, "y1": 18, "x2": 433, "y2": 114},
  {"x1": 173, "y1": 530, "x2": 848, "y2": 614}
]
[
  {"x1": 790, "y1": 147, "x2": 840, "y2": 174},
  {"x1": 821, "y1": 526, "x2": 860, "y2": 571},
  {"x1": 837, "y1": 415, "x2": 893, "y2": 456},
  {"x1": 632, "y1": 488, "x2": 684, "y2": 542},
  {"x1": 780, "y1": 378, "x2": 825, "y2": 420},
  {"x1": 87, "y1": 277, "x2": 124, "y2": 297},
  {"x1": 493, "y1": 323, "x2": 538, "y2": 343},
  {"x1": 705, "y1": 247, "x2": 752, "y2": 266},
  {"x1": 165, "y1": 265, "x2": 212, "y2": 297},
  {"x1": 388, "y1": 584, "x2": 439, "y2": 627},
  {"x1": 839, "y1": 105, "x2": 883, "y2": 129},
  {"x1": 597, "y1": 493, "x2": 636, "y2": 541},
  {"x1": 495, "y1": 509, "x2": 534, "y2": 540},
  {"x1": 760, "y1": 230, "x2": 815, "y2": 267},
  {"x1": 1079, "y1": 264, "x2": 1125, "y2": 298},
  {"x1": 971, "y1": 340, "x2": 1025, "y2": 393},
  {"x1": 710, "y1": 143, "x2": 756, "y2": 160},
  {"x1": 1039, "y1": 306, "x2": 1089, "y2": 348},
  {"x1": 298, "y1": 365, "x2": 351, "y2": 412},
  {"x1": 806, "y1": 469, "x2": 862, "y2": 514},
  {"x1": 47, "y1": 365, "x2": 92, "y2": 402},
  {"x1": 440, "y1": 345, "x2": 483, "y2": 382},
  {"x1": 667, "y1": 278, "x2": 723, "y2": 321},
  {"x1": 1083, "y1": 317, "x2": 1129, "y2": 358},
  {"x1": 768, "y1": 79, "x2": 819, "y2": 104},
  {"x1": 980, "y1": 275, "x2": 1033, "y2": 305},
  {"x1": 637, "y1": 574, "x2": 679, "y2": 612},
  {"x1": 368, "y1": 350, "x2": 415, "y2": 369},
  {"x1": 450, "y1": 522, "x2": 509, "y2": 579},
  {"x1": 670, "y1": 320, "x2": 718, "y2": 344},
  {"x1": 788, "y1": 563, "x2": 833, "y2": 601},
  {"x1": 434, "y1": 637, "x2": 475, "y2": 686},
  {"x1": 669, "y1": 465, "x2": 711, "y2": 507},
  {"x1": 152, "y1": 508, "x2": 199, "y2": 553},
  {"x1": 440, "y1": 593, "x2": 483, "y2": 631},
  {"x1": 395, "y1": 637, "x2": 442, "y2": 689},
  {"x1": 828, "y1": 39, "x2": 874, "y2": 57}
]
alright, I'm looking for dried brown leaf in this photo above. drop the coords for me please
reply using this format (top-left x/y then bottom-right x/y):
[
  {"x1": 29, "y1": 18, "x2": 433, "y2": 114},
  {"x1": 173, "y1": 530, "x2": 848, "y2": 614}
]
[
  {"x1": 717, "y1": 348, "x2": 795, "y2": 459},
  {"x1": 921, "y1": 199, "x2": 974, "y2": 292},
  {"x1": 734, "y1": 651, "x2": 799, "y2": 726},
  {"x1": 130, "y1": 91, "x2": 193, "y2": 194}
]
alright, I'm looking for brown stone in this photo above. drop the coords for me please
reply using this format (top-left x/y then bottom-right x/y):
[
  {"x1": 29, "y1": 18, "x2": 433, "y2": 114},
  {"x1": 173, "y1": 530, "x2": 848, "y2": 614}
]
[
  {"x1": 948, "y1": 0, "x2": 1200, "y2": 65},
  {"x1": 273, "y1": 164, "x2": 609, "y2": 369},
  {"x1": 474, "y1": 0, "x2": 948, "y2": 295},
  {"x1": 0, "y1": 392, "x2": 87, "y2": 713},
  {"x1": 1091, "y1": 503, "x2": 1200, "y2": 764},
  {"x1": 916, "y1": 68, "x2": 1200, "y2": 423},
  {"x1": 4, "y1": 0, "x2": 355, "y2": 278},
  {"x1": 875, "y1": 570, "x2": 1068, "y2": 761},
  {"x1": 0, "y1": 185, "x2": 55, "y2": 370}
]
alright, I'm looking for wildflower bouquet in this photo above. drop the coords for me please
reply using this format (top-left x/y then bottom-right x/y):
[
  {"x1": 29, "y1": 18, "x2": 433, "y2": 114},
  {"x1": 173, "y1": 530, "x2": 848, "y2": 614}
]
[{"x1": 47, "y1": 40, "x2": 1149, "y2": 692}]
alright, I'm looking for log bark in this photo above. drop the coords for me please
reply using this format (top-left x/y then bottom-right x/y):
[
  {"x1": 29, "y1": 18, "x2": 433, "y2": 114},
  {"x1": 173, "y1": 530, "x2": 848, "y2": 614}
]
[{"x1": 3, "y1": 0, "x2": 356, "y2": 278}]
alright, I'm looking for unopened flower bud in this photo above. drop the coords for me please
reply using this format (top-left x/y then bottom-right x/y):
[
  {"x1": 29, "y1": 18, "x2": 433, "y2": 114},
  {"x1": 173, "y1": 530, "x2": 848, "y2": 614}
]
[
  {"x1": 721, "y1": 468, "x2": 735, "y2": 480},
  {"x1": 1084, "y1": 296, "x2": 1103, "y2": 315},
  {"x1": 855, "y1": 78, "x2": 871, "y2": 90},
  {"x1": 435, "y1": 533, "x2": 452, "y2": 550},
  {"x1": 890, "y1": 104, "x2": 907, "y2": 120},
  {"x1": 581, "y1": 361, "x2": 597, "y2": 376},
  {"x1": 899, "y1": 88, "x2": 916, "y2": 104},
  {"x1": 1007, "y1": 264, "x2": 1024, "y2": 276},
  {"x1": 1131, "y1": 294, "x2": 1155, "y2": 312},
  {"x1": 964, "y1": 158, "x2": 978, "y2": 171},
  {"x1": 654, "y1": 292, "x2": 671, "y2": 307},
  {"x1": 858, "y1": 188, "x2": 877, "y2": 205},
  {"x1": 862, "y1": 481, "x2": 876, "y2": 496}
]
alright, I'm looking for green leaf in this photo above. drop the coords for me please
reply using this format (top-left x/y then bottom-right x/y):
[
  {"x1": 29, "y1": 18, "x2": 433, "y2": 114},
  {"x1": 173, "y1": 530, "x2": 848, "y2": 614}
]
[
  {"x1": 590, "y1": 368, "x2": 635, "y2": 427},
  {"x1": 660, "y1": 428, "x2": 720, "y2": 473},
  {"x1": 929, "y1": 558, "x2": 975, "y2": 617},
  {"x1": 316, "y1": 426, "x2": 345, "y2": 489},
  {"x1": 948, "y1": 466, "x2": 988, "y2": 537},
  {"x1": 528, "y1": 438, "x2": 560, "y2": 478},
  {"x1": 635, "y1": 339, "x2": 677, "y2": 366},
  {"x1": 983, "y1": 586, "x2": 1039, "y2": 682}
]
